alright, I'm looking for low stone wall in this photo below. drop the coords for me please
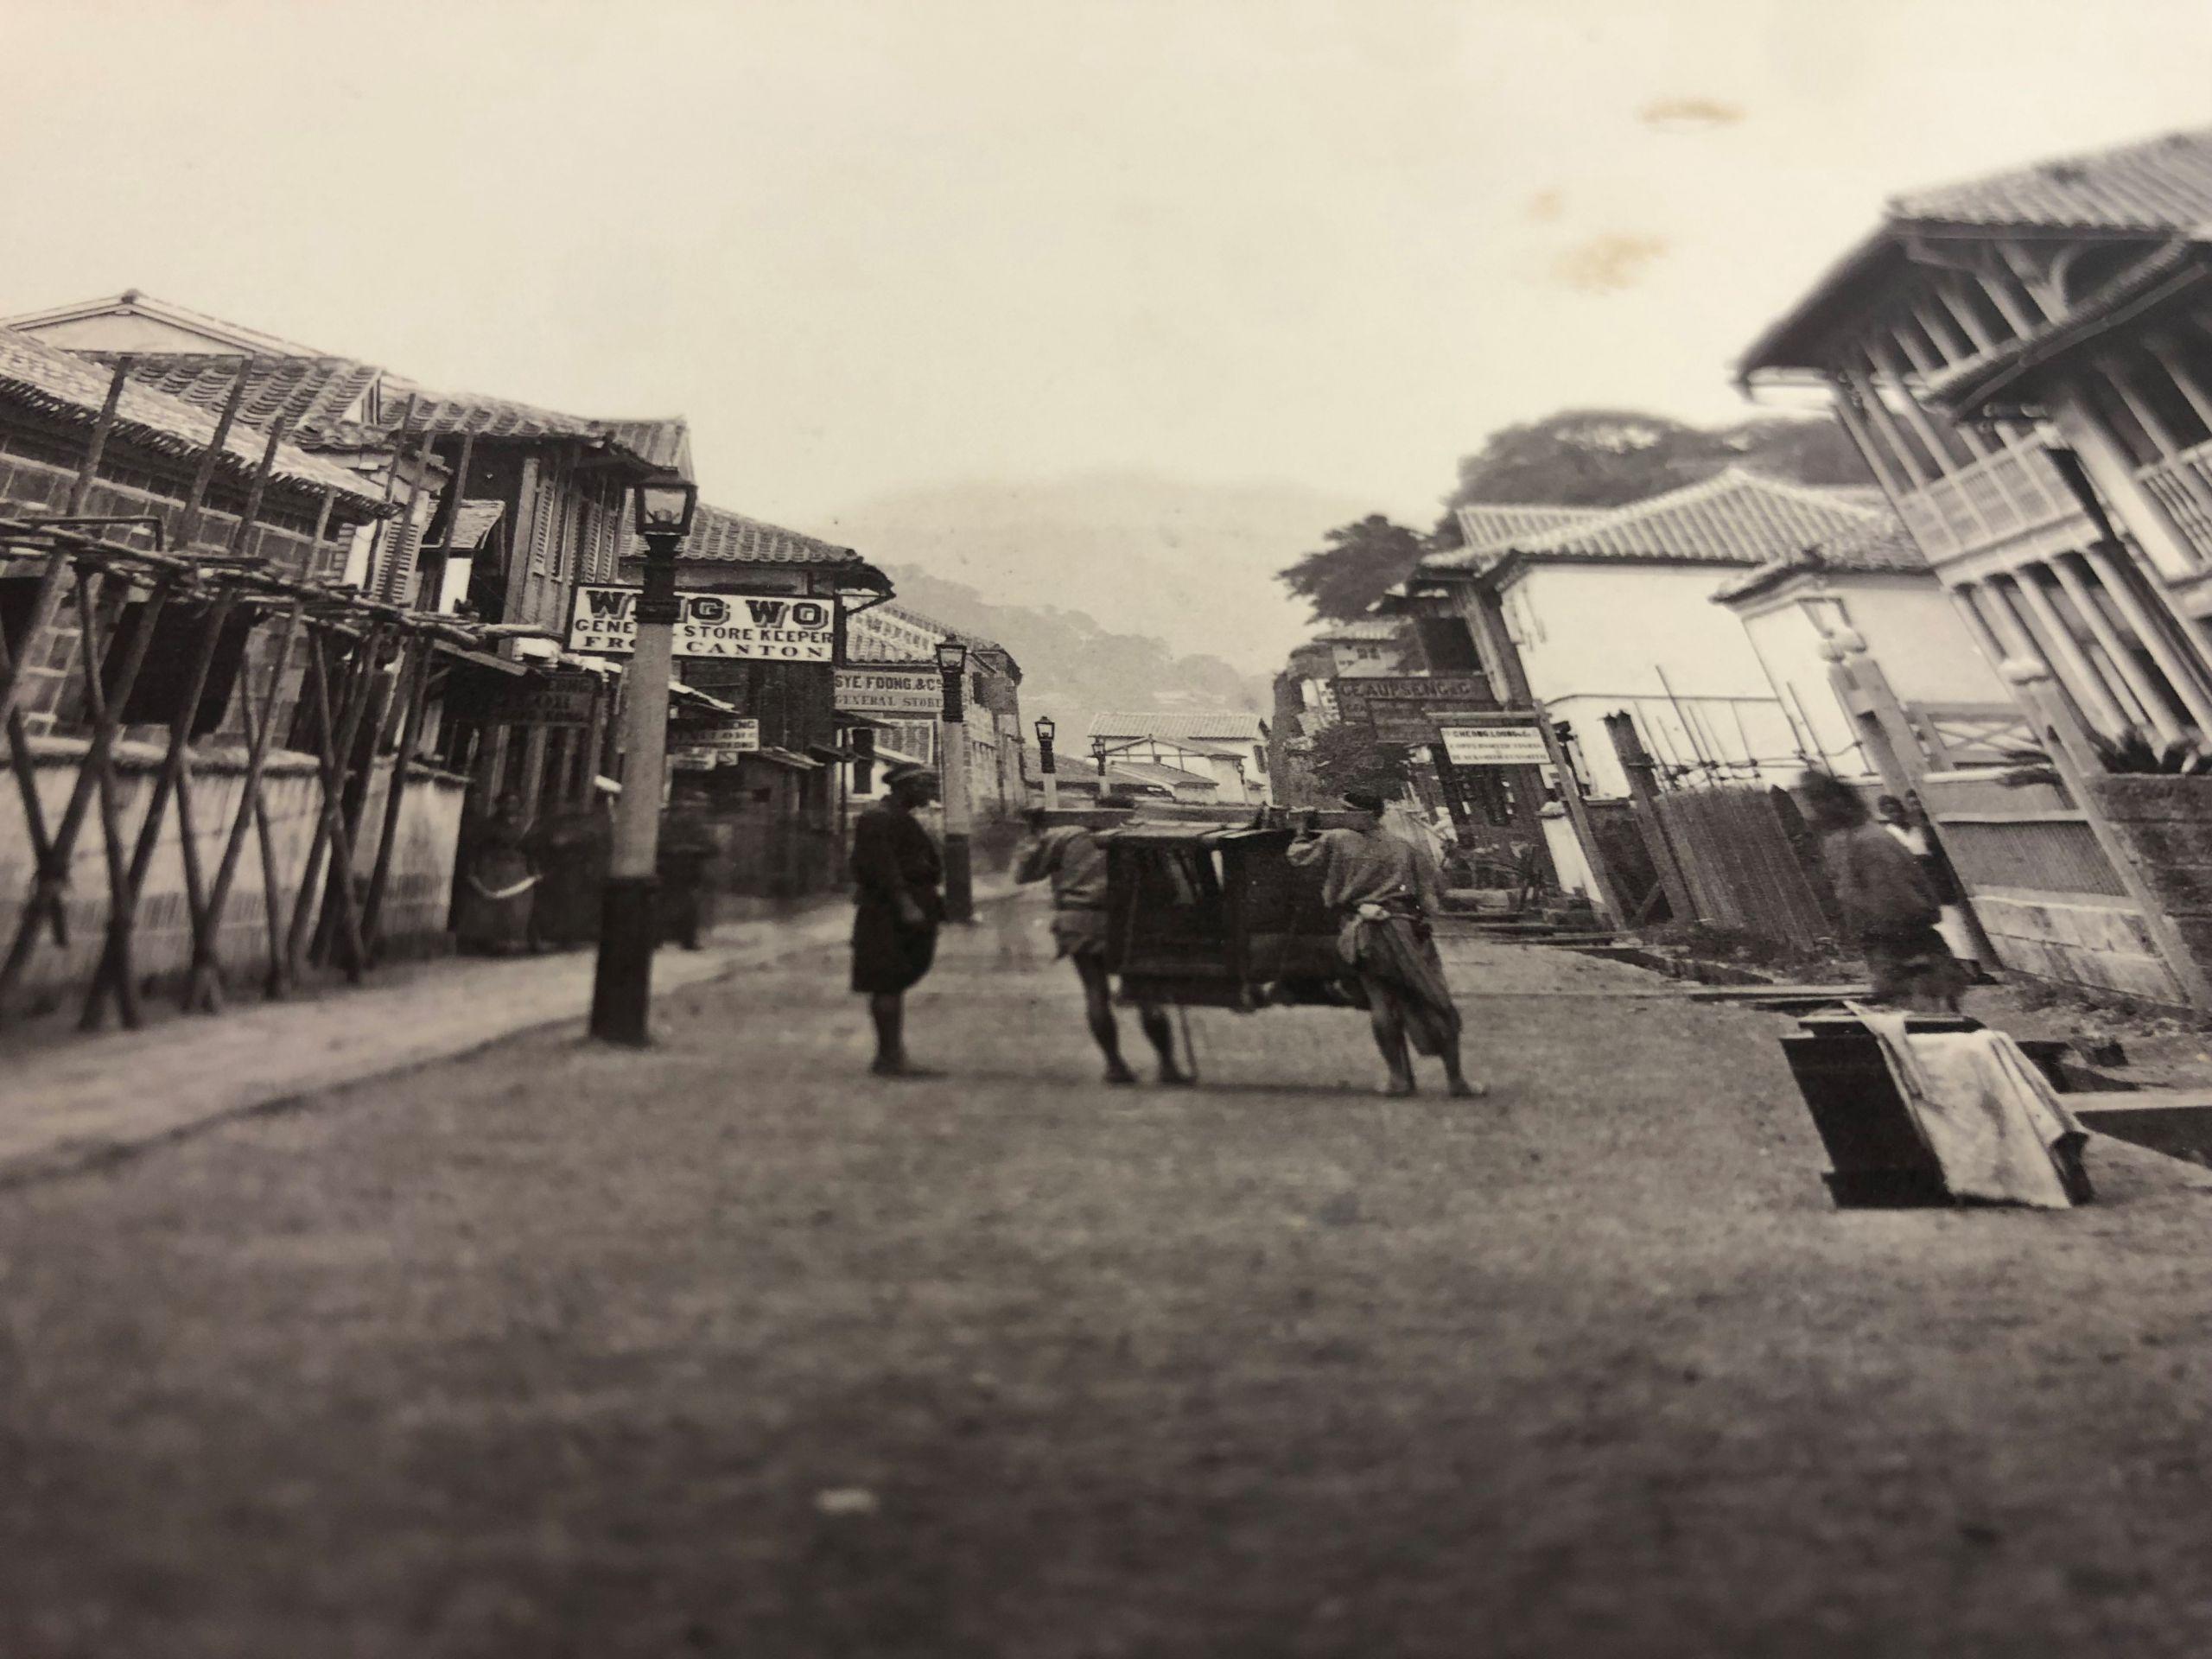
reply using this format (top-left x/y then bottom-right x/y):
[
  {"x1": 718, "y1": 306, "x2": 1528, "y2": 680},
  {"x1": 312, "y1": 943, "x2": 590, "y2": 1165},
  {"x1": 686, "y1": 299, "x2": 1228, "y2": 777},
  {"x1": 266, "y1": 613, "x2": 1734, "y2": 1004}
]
[
  {"x1": 2088, "y1": 773, "x2": 2212, "y2": 998},
  {"x1": 0, "y1": 736, "x2": 465, "y2": 1016},
  {"x1": 1968, "y1": 889, "x2": 2179, "y2": 1003}
]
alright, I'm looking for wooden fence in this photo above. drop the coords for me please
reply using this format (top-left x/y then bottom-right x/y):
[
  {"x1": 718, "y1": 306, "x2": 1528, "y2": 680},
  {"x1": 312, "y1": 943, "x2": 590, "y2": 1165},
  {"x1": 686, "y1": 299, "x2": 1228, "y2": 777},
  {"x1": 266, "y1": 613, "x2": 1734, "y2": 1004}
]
[{"x1": 1643, "y1": 784, "x2": 1840, "y2": 946}]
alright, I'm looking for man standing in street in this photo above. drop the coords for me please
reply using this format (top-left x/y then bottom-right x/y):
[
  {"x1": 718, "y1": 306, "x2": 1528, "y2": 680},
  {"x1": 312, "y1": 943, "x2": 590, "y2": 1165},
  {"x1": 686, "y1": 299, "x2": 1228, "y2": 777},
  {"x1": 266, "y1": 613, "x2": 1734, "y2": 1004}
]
[
  {"x1": 850, "y1": 764, "x2": 946, "y2": 1077},
  {"x1": 1289, "y1": 790, "x2": 1483, "y2": 1098},
  {"x1": 1015, "y1": 790, "x2": 1190, "y2": 1086}
]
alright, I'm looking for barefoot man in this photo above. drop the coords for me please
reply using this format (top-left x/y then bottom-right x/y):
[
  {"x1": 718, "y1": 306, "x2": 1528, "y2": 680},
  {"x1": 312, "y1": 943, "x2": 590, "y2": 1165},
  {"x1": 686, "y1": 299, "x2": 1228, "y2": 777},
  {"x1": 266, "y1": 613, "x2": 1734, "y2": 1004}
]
[
  {"x1": 1288, "y1": 790, "x2": 1483, "y2": 1098},
  {"x1": 1015, "y1": 791, "x2": 1190, "y2": 1086},
  {"x1": 850, "y1": 765, "x2": 945, "y2": 1076}
]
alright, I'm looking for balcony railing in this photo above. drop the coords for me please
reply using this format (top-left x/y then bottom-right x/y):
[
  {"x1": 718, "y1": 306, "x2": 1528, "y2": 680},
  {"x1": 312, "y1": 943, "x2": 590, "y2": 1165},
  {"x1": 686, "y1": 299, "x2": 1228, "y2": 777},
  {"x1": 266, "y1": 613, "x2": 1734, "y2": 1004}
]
[
  {"x1": 1893, "y1": 438, "x2": 2083, "y2": 562},
  {"x1": 2137, "y1": 440, "x2": 2212, "y2": 567}
]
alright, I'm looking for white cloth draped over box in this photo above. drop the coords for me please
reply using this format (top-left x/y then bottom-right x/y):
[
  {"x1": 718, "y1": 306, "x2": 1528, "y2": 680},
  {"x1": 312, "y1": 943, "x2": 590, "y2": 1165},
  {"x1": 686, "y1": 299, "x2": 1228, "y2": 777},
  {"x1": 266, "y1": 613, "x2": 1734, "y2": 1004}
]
[{"x1": 1849, "y1": 1006, "x2": 2088, "y2": 1209}]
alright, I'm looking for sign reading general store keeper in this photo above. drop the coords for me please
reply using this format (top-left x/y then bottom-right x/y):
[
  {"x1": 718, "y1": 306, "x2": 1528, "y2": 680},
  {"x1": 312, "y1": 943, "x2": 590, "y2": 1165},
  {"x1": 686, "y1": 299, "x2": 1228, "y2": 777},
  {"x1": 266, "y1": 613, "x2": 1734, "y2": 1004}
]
[
  {"x1": 835, "y1": 665, "x2": 942, "y2": 717},
  {"x1": 569, "y1": 588, "x2": 838, "y2": 662}
]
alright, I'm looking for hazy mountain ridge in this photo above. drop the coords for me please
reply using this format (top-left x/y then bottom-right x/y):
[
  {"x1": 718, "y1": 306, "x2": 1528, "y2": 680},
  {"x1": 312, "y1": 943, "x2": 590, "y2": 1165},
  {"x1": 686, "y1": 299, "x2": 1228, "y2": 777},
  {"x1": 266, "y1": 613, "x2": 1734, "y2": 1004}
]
[
  {"x1": 816, "y1": 472, "x2": 1374, "y2": 675},
  {"x1": 875, "y1": 563, "x2": 1272, "y2": 746}
]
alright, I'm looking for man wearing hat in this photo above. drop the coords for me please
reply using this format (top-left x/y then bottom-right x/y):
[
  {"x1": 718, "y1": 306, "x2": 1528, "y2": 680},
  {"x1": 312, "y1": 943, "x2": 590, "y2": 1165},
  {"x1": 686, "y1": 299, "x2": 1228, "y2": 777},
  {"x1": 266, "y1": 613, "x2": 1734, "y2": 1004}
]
[
  {"x1": 1289, "y1": 789, "x2": 1484, "y2": 1098},
  {"x1": 849, "y1": 764, "x2": 946, "y2": 1076},
  {"x1": 1015, "y1": 790, "x2": 1189, "y2": 1086}
]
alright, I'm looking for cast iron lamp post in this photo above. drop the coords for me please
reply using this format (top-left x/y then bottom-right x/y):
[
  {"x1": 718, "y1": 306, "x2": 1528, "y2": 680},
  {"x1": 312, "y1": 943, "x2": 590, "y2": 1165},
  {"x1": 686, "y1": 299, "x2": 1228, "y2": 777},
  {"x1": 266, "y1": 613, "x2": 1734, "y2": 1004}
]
[
  {"x1": 589, "y1": 474, "x2": 697, "y2": 1045},
  {"x1": 936, "y1": 637, "x2": 974, "y2": 923},
  {"x1": 1034, "y1": 712, "x2": 1058, "y2": 810}
]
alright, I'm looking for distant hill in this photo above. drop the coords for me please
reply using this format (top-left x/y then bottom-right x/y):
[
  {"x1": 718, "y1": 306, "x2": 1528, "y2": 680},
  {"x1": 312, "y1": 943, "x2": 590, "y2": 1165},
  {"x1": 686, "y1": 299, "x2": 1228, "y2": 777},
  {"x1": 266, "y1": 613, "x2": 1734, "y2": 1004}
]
[
  {"x1": 814, "y1": 472, "x2": 1372, "y2": 676},
  {"x1": 875, "y1": 564, "x2": 1271, "y2": 744}
]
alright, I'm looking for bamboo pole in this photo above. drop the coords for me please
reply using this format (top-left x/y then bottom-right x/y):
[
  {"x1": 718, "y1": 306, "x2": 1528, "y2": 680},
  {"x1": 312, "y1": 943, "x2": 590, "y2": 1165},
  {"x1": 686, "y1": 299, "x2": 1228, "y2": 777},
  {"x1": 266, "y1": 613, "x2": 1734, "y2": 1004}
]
[
  {"x1": 190, "y1": 598, "x2": 302, "y2": 1012},
  {"x1": 0, "y1": 359, "x2": 132, "y2": 729}
]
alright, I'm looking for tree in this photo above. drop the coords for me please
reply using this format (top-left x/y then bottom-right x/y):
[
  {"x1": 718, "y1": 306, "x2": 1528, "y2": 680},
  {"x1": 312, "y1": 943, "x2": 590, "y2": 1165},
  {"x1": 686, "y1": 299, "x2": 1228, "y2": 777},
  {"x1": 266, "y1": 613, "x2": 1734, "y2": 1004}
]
[
  {"x1": 1439, "y1": 408, "x2": 1872, "y2": 531},
  {"x1": 1304, "y1": 721, "x2": 1413, "y2": 801},
  {"x1": 1277, "y1": 514, "x2": 1428, "y2": 622}
]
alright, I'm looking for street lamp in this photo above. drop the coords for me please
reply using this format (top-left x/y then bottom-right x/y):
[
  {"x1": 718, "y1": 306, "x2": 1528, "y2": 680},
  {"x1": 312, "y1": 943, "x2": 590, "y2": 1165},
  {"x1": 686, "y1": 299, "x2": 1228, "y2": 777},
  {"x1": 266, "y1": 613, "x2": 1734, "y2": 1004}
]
[
  {"x1": 935, "y1": 637, "x2": 974, "y2": 923},
  {"x1": 1034, "y1": 712, "x2": 1058, "y2": 810},
  {"x1": 589, "y1": 473, "x2": 697, "y2": 1046}
]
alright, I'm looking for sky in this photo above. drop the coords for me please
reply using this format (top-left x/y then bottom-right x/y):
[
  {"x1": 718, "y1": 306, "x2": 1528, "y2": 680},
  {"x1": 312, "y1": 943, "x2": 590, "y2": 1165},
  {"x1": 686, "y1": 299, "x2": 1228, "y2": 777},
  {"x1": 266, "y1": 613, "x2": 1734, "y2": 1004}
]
[{"x1": 4, "y1": 0, "x2": 2212, "y2": 534}]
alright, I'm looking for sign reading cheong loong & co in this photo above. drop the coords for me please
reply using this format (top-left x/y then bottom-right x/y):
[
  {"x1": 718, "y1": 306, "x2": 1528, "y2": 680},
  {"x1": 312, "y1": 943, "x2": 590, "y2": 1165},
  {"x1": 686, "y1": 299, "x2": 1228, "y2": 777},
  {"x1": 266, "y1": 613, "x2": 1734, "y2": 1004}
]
[
  {"x1": 835, "y1": 665, "x2": 942, "y2": 717},
  {"x1": 569, "y1": 588, "x2": 838, "y2": 662},
  {"x1": 1440, "y1": 721, "x2": 1549, "y2": 766}
]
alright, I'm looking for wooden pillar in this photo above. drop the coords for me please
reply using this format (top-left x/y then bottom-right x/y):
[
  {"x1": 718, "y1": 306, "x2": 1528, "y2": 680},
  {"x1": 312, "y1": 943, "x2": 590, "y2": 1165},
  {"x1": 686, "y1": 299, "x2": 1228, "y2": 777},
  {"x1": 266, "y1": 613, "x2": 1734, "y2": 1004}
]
[
  {"x1": 1535, "y1": 699, "x2": 1623, "y2": 927},
  {"x1": 2045, "y1": 381, "x2": 2204, "y2": 581},
  {"x1": 1845, "y1": 365, "x2": 1934, "y2": 488},
  {"x1": 1604, "y1": 712, "x2": 1693, "y2": 923},
  {"x1": 2080, "y1": 543, "x2": 2212, "y2": 733},
  {"x1": 1828, "y1": 379, "x2": 1910, "y2": 503},
  {"x1": 2001, "y1": 565, "x2": 2133, "y2": 737},
  {"x1": 2043, "y1": 556, "x2": 2188, "y2": 744}
]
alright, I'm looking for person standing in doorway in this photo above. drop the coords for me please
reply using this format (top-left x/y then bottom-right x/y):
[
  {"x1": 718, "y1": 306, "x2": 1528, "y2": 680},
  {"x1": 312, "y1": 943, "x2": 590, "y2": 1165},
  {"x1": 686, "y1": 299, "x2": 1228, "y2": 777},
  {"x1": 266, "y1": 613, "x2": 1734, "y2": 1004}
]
[
  {"x1": 1015, "y1": 790, "x2": 1189, "y2": 1086},
  {"x1": 850, "y1": 765, "x2": 945, "y2": 1076},
  {"x1": 1289, "y1": 790, "x2": 1484, "y2": 1098},
  {"x1": 1882, "y1": 790, "x2": 1987, "y2": 982}
]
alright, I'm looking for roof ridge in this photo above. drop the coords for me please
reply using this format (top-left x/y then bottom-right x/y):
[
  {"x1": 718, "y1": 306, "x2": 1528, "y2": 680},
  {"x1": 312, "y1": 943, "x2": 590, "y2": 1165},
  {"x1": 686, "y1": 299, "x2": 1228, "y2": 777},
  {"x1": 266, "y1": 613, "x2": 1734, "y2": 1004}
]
[{"x1": 1891, "y1": 124, "x2": 2212, "y2": 228}]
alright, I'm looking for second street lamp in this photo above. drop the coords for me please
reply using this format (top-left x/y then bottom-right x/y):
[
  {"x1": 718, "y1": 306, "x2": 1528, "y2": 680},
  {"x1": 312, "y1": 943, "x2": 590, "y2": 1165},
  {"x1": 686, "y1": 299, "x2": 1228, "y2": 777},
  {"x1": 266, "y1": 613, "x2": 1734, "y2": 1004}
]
[
  {"x1": 589, "y1": 474, "x2": 697, "y2": 1045},
  {"x1": 936, "y1": 637, "x2": 974, "y2": 923},
  {"x1": 1033, "y1": 712, "x2": 1058, "y2": 810}
]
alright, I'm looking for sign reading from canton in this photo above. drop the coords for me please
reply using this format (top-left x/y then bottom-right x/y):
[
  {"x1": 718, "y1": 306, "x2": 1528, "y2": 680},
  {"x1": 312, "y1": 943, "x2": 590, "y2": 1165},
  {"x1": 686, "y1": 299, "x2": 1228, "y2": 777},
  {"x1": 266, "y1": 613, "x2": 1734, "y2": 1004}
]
[
  {"x1": 569, "y1": 588, "x2": 838, "y2": 662},
  {"x1": 1440, "y1": 721, "x2": 1549, "y2": 766},
  {"x1": 667, "y1": 719, "x2": 761, "y2": 768},
  {"x1": 835, "y1": 665, "x2": 942, "y2": 717}
]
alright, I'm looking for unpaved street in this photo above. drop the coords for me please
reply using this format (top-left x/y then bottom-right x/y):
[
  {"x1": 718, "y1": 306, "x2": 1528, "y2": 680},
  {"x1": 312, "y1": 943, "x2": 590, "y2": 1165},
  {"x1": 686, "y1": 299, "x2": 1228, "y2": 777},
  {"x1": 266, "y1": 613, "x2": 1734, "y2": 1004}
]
[{"x1": 3, "y1": 895, "x2": 2211, "y2": 1657}]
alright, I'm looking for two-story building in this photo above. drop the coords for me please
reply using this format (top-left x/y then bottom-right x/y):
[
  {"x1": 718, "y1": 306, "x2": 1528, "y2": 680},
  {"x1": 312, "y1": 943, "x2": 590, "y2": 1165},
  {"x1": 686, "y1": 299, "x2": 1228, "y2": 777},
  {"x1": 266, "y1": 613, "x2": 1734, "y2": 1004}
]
[
  {"x1": 1740, "y1": 124, "x2": 2212, "y2": 1006},
  {"x1": 842, "y1": 602, "x2": 1026, "y2": 835},
  {"x1": 1086, "y1": 711, "x2": 1270, "y2": 804}
]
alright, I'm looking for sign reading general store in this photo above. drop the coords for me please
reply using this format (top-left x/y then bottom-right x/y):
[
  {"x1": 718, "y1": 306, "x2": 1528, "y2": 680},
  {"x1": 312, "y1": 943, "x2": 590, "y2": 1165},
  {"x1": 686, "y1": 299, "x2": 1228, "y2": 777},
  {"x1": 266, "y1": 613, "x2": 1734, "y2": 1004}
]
[
  {"x1": 835, "y1": 665, "x2": 942, "y2": 717},
  {"x1": 1440, "y1": 721, "x2": 1549, "y2": 766},
  {"x1": 569, "y1": 588, "x2": 837, "y2": 662}
]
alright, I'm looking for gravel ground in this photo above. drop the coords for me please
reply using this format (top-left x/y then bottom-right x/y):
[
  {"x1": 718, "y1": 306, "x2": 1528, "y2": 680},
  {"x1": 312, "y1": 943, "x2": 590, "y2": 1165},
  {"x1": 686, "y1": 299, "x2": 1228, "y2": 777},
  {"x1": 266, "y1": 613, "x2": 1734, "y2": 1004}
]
[{"x1": 3, "y1": 894, "x2": 2211, "y2": 1657}]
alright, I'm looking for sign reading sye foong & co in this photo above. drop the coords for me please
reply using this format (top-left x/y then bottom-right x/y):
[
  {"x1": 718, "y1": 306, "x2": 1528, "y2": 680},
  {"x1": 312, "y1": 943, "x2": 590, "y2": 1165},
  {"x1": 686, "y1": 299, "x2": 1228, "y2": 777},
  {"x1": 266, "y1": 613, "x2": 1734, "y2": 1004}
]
[
  {"x1": 835, "y1": 665, "x2": 942, "y2": 717},
  {"x1": 569, "y1": 588, "x2": 837, "y2": 661}
]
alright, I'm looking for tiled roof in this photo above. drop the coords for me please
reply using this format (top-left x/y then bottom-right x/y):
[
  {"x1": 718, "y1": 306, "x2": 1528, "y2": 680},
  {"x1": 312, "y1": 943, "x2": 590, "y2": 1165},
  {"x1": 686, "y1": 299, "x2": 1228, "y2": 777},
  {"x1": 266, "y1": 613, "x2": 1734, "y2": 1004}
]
[
  {"x1": 0, "y1": 328, "x2": 390, "y2": 510},
  {"x1": 1712, "y1": 514, "x2": 1928, "y2": 603},
  {"x1": 74, "y1": 351, "x2": 691, "y2": 476},
  {"x1": 617, "y1": 499, "x2": 861, "y2": 569},
  {"x1": 79, "y1": 352, "x2": 379, "y2": 437},
  {"x1": 1088, "y1": 710, "x2": 1268, "y2": 743},
  {"x1": 1891, "y1": 126, "x2": 2212, "y2": 232},
  {"x1": 1743, "y1": 125, "x2": 2212, "y2": 377},
  {"x1": 1442, "y1": 469, "x2": 1883, "y2": 574},
  {"x1": 1451, "y1": 502, "x2": 1605, "y2": 560},
  {"x1": 374, "y1": 379, "x2": 691, "y2": 475}
]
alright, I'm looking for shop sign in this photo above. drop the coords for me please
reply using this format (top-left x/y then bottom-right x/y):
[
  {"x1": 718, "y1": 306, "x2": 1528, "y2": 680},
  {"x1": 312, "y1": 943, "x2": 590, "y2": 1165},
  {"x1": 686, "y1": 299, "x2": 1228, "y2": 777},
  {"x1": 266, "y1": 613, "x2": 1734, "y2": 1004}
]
[
  {"x1": 1440, "y1": 721, "x2": 1549, "y2": 766},
  {"x1": 835, "y1": 665, "x2": 942, "y2": 717},
  {"x1": 444, "y1": 665, "x2": 600, "y2": 725},
  {"x1": 569, "y1": 588, "x2": 837, "y2": 662},
  {"x1": 667, "y1": 719, "x2": 761, "y2": 766}
]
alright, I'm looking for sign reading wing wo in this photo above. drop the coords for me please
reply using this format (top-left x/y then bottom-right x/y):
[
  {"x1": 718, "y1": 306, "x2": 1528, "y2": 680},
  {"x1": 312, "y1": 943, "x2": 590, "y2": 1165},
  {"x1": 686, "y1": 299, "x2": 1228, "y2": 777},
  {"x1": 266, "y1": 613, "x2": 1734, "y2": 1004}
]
[{"x1": 569, "y1": 588, "x2": 838, "y2": 662}]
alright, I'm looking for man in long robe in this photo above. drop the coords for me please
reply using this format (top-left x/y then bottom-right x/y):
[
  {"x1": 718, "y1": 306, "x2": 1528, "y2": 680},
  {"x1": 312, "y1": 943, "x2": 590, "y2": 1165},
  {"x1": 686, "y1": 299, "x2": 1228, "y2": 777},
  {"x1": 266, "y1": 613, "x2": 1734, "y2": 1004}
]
[
  {"x1": 1015, "y1": 791, "x2": 1188, "y2": 1085},
  {"x1": 1804, "y1": 771, "x2": 1967, "y2": 1013},
  {"x1": 850, "y1": 765, "x2": 945, "y2": 1076},
  {"x1": 1288, "y1": 790, "x2": 1483, "y2": 1098}
]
